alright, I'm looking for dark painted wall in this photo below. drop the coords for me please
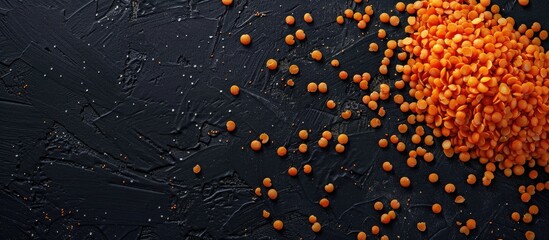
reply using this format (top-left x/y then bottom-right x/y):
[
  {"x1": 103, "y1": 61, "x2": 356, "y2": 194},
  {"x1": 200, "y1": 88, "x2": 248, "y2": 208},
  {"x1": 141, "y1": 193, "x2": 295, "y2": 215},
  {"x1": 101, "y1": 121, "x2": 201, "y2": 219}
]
[{"x1": 0, "y1": 0, "x2": 547, "y2": 239}]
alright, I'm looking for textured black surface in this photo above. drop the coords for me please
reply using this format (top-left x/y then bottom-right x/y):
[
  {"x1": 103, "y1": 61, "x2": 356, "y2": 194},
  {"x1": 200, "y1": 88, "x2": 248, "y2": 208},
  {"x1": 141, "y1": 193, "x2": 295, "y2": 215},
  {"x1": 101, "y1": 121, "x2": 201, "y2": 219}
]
[{"x1": 0, "y1": 0, "x2": 548, "y2": 239}]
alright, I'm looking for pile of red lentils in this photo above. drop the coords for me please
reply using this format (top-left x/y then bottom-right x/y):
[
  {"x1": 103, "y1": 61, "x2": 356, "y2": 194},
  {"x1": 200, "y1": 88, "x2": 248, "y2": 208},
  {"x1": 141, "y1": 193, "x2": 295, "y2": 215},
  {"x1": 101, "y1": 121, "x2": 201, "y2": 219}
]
[{"x1": 192, "y1": 0, "x2": 547, "y2": 239}]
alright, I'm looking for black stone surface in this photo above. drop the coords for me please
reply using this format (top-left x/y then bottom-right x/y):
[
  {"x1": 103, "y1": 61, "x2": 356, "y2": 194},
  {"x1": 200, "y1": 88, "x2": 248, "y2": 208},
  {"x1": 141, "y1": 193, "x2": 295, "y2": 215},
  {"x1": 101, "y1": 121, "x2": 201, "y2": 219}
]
[{"x1": 0, "y1": 0, "x2": 547, "y2": 239}]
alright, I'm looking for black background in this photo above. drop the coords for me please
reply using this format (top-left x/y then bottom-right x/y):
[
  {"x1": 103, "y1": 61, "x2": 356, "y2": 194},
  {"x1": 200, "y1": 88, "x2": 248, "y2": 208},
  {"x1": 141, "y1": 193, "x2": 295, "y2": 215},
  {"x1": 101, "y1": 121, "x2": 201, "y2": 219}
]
[{"x1": 0, "y1": 0, "x2": 547, "y2": 239}]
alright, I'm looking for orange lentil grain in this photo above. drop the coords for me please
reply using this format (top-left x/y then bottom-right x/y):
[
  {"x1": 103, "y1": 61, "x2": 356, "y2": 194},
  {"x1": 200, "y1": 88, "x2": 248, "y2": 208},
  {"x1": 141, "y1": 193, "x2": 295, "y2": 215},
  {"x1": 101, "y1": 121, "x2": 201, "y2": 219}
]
[
  {"x1": 524, "y1": 184, "x2": 535, "y2": 195},
  {"x1": 519, "y1": 186, "x2": 526, "y2": 194},
  {"x1": 358, "y1": 19, "x2": 368, "y2": 29},
  {"x1": 511, "y1": 212, "x2": 520, "y2": 221},
  {"x1": 460, "y1": 226, "x2": 470, "y2": 236},
  {"x1": 370, "y1": 91, "x2": 380, "y2": 101},
  {"x1": 407, "y1": 157, "x2": 417, "y2": 168},
  {"x1": 368, "y1": 101, "x2": 378, "y2": 111},
  {"x1": 362, "y1": 95, "x2": 371, "y2": 105},
  {"x1": 396, "y1": 2, "x2": 405, "y2": 12},
  {"x1": 357, "y1": 232, "x2": 367, "y2": 240},
  {"x1": 295, "y1": 29, "x2": 306, "y2": 40},
  {"x1": 371, "y1": 118, "x2": 382, "y2": 128},
  {"x1": 467, "y1": 174, "x2": 477, "y2": 185},
  {"x1": 311, "y1": 50, "x2": 322, "y2": 61},
  {"x1": 390, "y1": 16, "x2": 400, "y2": 26},
  {"x1": 303, "y1": 164, "x2": 312, "y2": 174},
  {"x1": 374, "y1": 201, "x2": 384, "y2": 211},
  {"x1": 379, "y1": 139, "x2": 389, "y2": 148},
  {"x1": 455, "y1": 195, "x2": 466, "y2": 204},
  {"x1": 525, "y1": 231, "x2": 536, "y2": 240},
  {"x1": 298, "y1": 143, "x2": 307, "y2": 153},
  {"x1": 411, "y1": 134, "x2": 421, "y2": 144},
  {"x1": 398, "y1": 124, "x2": 408, "y2": 133},
  {"x1": 307, "y1": 82, "x2": 318, "y2": 93},
  {"x1": 304, "y1": 13, "x2": 313, "y2": 23},
  {"x1": 540, "y1": 30, "x2": 548, "y2": 40},
  {"x1": 466, "y1": 219, "x2": 476, "y2": 230},
  {"x1": 390, "y1": 135, "x2": 399, "y2": 144},
  {"x1": 400, "y1": 176, "x2": 411, "y2": 188},
  {"x1": 424, "y1": 135, "x2": 434, "y2": 146},
  {"x1": 423, "y1": 152, "x2": 434, "y2": 162},
  {"x1": 388, "y1": 210, "x2": 396, "y2": 220},
  {"x1": 529, "y1": 170, "x2": 538, "y2": 180},
  {"x1": 331, "y1": 59, "x2": 340, "y2": 67},
  {"x1": 250, "y1": 140, "x2": 262, "y2": 151},
  {"x1": 353, "y1": 12, "x2": 363, "y2": 22},
  {"x1": 226, "y1": 120, "x2": 236, "y2": 132},
  {"x1": 288, "y1": 167, "x2": 298, "y2": 176},
  {"x1": 298, "y1": 130, "x2": 309, "y2": 140},
  {"x1": 416, "y1": 147, "x2": 426, "y2": 157},
  {"x1": 273, "y1": 220, "x2": 283, "y2": 231},
  {"x1": 268, "y1": 189, "x2": 277, "y2": 200},
  {"x1": 326, "y1": 100, "x2": 336, "y2": 109},
  {"x1": 362, "y1": 72, "x2": 371, "y2": 81},
  {"x1": 523, "y1": 213, "x2": 533, "y2": 223},
  {"x1": 322, "y1": 131, "x2": 333, "y2": 140},
  {"x1": 432, "y1": 203, "x2": 442, "y2": 214},
  {"x1": 378, "y1": 29, "x2": 386, "y2": 39},
  {"x1": 324, "y1": 183, "x2": 334, "y2": 193},
  {"x1": 396, "y1": 142, "x2": 406, "y2": 152},
  {"x1": 381, "y1": 213, "x2": 391, "y2": 224},
  {"x1": 285, "y1": 15, "x2": 295, "y2": 25},
  {"x1": 397, "y1": 52, "x2": 407, "y2": 61},
  {"x1": 193, "y1": 164, "x2": 201, "y2": 174},
  {"x1": 285, "y1": 34, "x2": 295, "y2": 45},
  {"x1": 529, "y1": 205, "x2": 539, "y2": 215},
  {"x1": 341, "y1": 110, "x2": 352, "y2": 120},
  {"x1": 371, "y1": 225, "x2": 379, "y2": 235},
  {"x1": 521, "y1": 193, "x2": 531, "y2": 203},
  {"x1": 309, "y1": 215, "x2": 317, "y2": 223},
  {"x1": 383, "y1": 161, "x2": 393, "y2": 172},
  {"x1": 339, "y1": 71, "x2": 348, "y2": 80},
  {"x1": 365, "y1": 5, "x2": 374, "y2": 15},
  {"x1": 338, "y1": 134, "x2": 349, "y2": 144},
  {"x1": 380, "y1": 13, "x2": 390, "y2": 23},
  {"x1": 318, "y1": 82, "x2": 328, "y2": 93},
  {"x1": 390, "y1": 199, "x2": 400, "y2": 209},
  {"x1": 318, "y1": 137, "x2": 328, "y2": 148},
  {"x1": 535, "y1": 182, "x2": 545, "y2": 191},
  {"x1": 417, "y1": 222, "x2": 427, "y2": 232},
  {"x1": 311, "y1": 222, "x2": 321, "y2": 233},
  {"x1": 444, "y1": 183, "x2": 456, "y2": 193},
  {"x1": 230, "y1": 85, "x2": 240, "y2": 95},
  {"x1": 369, "y1": 42, "x2": 379, "y2": 52},
  {"x1": 336, "y1": 15, "x2": 344, "y2": 25},
  {"x1": 379, "y1": 65, "x2": 388, "y2": 75},
  {"x1": 335, "y1": 143, "x2": 345, "y2": 153},
  {"x1": 262, "y1": 178, "x2": 272, "y2": 187},
  {"x1": 277, "y1": 146, "x2": 287, "y2": 157},
  {"x1": 352, "y1": 74, "x2": 362, "y2": 83},
  {"x1": 266, "y1": 58, "x2": 278, "y2": 70},
  {"x1": 319, "y1": 198, "x2": 330, "y2": 208},
  {"x1": 259, "y1": 133, "x2": 269, "y2": 144},
  {"x1": 240, "y1": 34, "x2": 251, "y2": 45},
  {"x1": 344, "y1": 9, "x2": 353, "y2": 18},
  {"x1": 289, "y1": 64, "x2": 299, "y2": 75}
]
